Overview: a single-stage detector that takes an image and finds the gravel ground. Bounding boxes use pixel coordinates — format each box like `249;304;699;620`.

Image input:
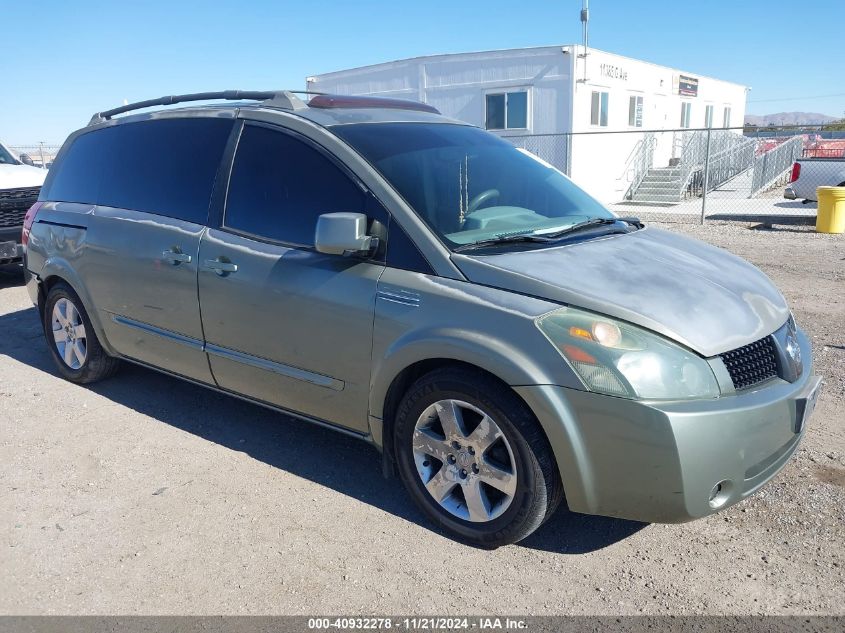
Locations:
0;221;842;615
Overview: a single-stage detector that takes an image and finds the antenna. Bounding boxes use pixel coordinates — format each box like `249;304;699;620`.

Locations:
579;0;590;83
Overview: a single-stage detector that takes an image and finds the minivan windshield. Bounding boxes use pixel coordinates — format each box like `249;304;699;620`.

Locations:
334;122;616;249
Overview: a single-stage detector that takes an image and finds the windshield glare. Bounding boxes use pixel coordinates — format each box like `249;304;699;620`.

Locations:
334;122;614;247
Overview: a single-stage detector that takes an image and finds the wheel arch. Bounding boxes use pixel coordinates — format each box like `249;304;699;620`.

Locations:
374;355;571;498
37;260;116;356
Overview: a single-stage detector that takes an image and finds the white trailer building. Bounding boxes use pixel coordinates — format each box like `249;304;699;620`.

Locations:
307;46;748;203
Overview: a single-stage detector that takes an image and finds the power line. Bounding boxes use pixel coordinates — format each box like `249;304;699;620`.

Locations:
747;92;845;104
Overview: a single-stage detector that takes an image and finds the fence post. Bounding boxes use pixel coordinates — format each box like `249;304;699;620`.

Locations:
700;127;712;224
39;142;46;170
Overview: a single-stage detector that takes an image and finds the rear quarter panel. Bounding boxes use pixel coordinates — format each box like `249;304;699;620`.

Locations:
25;202;117;355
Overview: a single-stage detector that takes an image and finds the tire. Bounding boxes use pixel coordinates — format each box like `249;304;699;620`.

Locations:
393;366;563;547
43;282;120;384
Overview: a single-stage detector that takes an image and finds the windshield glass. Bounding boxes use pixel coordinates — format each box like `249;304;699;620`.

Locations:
333;122;614;248
0;143;19;165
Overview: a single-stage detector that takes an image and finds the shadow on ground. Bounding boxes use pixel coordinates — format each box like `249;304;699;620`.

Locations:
0;264;25;289
0;304;645;553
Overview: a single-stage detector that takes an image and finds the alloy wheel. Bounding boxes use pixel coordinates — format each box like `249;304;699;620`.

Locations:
411;399;517;523
51;298;87;370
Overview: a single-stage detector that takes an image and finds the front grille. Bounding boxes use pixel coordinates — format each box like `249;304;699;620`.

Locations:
0;186;41;228
720;336;779;390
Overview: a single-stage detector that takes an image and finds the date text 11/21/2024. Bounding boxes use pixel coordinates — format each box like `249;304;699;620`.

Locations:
307;617;528;630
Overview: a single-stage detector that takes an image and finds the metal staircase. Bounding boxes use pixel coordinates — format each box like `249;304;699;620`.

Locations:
628;130;758;204
629;166;687;204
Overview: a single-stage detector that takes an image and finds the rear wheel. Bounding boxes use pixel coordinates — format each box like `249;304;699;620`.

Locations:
43;282;120;383
394;367;562;547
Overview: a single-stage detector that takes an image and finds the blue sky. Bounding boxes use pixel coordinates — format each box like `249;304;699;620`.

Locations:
2;0;844;145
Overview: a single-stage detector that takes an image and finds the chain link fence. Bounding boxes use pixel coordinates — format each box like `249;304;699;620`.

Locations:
7;144;61;169
500;125;844;224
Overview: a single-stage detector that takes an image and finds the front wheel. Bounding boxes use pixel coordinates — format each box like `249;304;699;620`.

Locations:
43;282;120;384
394;367;562;547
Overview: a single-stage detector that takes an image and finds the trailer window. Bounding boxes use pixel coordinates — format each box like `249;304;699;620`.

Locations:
704;105;714;128
628;95;643;127
591;91;609;127
485;91;528;130
680;102;692;128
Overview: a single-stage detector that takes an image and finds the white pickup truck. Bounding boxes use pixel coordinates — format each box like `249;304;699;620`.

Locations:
1;140;47;263
784;157;845;202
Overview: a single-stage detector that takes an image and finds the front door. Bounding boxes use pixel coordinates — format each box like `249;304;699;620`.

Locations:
197;122;385;432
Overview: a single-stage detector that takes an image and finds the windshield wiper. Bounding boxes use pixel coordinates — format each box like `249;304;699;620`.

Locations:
538;216;642;239
453;233;555;252
453;217;642;253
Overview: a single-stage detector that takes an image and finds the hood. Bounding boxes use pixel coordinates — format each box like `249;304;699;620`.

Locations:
452;227;788;358
0;163;47;190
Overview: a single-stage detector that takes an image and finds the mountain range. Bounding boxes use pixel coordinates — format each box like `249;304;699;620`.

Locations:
744;112;838;126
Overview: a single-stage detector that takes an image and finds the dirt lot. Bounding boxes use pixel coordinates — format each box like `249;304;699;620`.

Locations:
0;222;843;615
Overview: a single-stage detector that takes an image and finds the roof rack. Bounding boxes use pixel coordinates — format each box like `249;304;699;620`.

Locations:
307;94;440;114
88;90;316;126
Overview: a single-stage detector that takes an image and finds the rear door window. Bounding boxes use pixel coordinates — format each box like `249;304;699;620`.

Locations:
223;124;365;246
44;118;232;225
100;118;232;224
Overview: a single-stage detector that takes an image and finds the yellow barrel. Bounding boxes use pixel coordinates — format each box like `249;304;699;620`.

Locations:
816;187;845;234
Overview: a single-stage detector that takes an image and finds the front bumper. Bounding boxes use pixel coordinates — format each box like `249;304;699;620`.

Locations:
0;226;23;262
515;329;819;523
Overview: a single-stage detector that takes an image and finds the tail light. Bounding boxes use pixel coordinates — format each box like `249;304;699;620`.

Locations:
790;162;801;183
21;201;43;249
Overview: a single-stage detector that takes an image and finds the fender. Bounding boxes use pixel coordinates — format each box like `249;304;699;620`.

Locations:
369;326;558;421
368;326;594;507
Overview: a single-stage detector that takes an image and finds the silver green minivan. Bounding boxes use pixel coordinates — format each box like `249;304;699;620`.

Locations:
24;91;821;546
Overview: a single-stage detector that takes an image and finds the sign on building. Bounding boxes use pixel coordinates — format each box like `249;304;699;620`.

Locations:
677;75;699;97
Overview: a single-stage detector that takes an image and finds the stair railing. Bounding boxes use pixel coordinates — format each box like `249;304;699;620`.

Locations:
623;132;656;200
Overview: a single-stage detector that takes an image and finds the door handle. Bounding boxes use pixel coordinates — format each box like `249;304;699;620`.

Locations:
162;249;192;265
204;258;238;276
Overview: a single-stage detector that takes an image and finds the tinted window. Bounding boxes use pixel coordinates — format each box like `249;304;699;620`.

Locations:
386;219;434;275
224;125;365;246
44;118;232;224
100;118;232;224
43;128;113;204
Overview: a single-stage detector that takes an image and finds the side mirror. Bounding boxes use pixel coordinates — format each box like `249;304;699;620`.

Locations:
315;212;379;256
19;153;35;167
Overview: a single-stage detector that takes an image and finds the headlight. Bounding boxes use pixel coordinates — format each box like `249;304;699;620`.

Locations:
536;307;720;400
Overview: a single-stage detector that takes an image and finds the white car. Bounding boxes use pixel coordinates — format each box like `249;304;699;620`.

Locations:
1;140;47;263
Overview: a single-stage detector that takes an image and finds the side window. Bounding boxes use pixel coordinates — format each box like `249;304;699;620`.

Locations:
224;125;365;246
386;218;435;275
99;118;232;224
42;127;116;204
